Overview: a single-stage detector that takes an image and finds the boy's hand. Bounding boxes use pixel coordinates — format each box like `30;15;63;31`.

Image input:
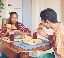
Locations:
37;29;46;37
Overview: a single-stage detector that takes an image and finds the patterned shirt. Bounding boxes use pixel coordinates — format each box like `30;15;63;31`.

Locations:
53;22;64;58
1;22;31;36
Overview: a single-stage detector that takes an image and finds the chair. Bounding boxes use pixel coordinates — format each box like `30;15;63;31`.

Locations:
0;53;7;58
2;18;9;30
35;52;55;58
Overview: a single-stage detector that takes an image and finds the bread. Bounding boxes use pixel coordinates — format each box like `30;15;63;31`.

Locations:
14;30;20;33
15;35;21;38
38;25;43;30
11;25;17;30
6;24;17;30
6;24;11;29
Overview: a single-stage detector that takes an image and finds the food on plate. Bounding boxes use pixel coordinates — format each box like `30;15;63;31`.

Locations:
14;30;20;33
24;35;32;39
15;35;21;38
33;40;36;43
22;38;42;45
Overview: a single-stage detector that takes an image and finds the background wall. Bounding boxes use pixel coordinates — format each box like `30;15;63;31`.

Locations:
32;0;43;31
43;0;61;22
22;0;32;31
61;0;64;23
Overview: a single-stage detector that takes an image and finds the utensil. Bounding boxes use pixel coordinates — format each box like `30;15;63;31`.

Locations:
9;31;14;41
14;34;25;39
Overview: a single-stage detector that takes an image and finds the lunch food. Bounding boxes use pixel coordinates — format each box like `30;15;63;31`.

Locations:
38;25;43;30
15;35;21;38
11;25;17;30
6;24;17;30
24;35;32;39
14;30;20;33
38;23;43;30
22;38;42;45
6;24;11;29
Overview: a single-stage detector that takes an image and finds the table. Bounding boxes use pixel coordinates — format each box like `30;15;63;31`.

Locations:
0;38;52;58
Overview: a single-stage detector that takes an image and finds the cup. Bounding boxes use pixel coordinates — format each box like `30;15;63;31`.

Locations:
0;33;1;38
33;32;37;39
9;31;14;41
0;31;2;38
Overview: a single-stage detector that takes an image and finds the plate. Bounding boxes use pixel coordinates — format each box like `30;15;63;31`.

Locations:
14;39;22;42
14;34;25;39
22;39;42;45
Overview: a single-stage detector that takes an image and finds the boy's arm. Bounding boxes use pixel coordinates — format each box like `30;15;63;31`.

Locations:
57;35;64;58
44;34;54;41
37;29;54;41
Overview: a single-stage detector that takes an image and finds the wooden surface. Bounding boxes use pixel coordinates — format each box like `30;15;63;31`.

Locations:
0;40;18;58
0;39;52;58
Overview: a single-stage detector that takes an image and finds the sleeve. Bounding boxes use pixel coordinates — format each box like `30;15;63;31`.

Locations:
1;24;7;35
56;24;64;58
57;35;64;58
18;23;31;33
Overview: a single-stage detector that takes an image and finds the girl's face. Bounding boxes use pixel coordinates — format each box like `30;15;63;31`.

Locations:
10;14;18;24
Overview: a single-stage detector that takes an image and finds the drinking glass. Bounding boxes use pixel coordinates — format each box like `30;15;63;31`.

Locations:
31;30;37;39
9;31;14;41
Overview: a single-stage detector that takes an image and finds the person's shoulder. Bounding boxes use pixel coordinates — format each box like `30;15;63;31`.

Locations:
18;22;23;25
18;22;22;24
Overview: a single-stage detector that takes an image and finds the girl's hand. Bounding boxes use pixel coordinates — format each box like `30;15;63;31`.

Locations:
14;30;20;34
7;28;11;33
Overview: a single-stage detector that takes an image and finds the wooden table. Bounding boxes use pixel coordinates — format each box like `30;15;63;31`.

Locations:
0;39;52;58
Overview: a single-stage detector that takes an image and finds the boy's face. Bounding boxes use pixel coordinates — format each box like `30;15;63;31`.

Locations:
41;19;51;29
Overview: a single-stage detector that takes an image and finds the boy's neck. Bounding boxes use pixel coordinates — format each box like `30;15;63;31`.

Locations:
51;22;59;30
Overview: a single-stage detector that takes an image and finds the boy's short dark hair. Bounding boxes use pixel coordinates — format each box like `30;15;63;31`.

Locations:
40;8;58;23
